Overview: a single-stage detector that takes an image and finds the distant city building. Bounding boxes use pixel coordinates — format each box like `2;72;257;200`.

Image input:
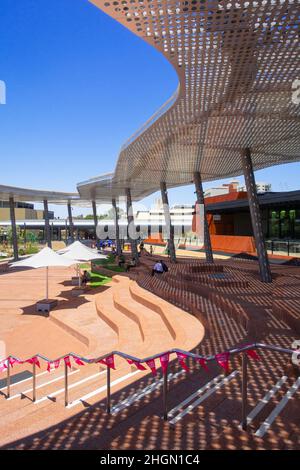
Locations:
0;201;54;222
204;180;271;197
204;180;240;198
239;182;272;193
135;198;194;224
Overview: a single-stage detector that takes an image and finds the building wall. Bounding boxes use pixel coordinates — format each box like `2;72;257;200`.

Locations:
233;213;253;236
0;208;54;221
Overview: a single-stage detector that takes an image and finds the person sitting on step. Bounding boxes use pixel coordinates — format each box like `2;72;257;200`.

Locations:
151;260;164;276
81;270;90;286
126;257;137;272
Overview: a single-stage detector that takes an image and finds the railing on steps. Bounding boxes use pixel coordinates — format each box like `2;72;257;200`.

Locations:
0;343;299;432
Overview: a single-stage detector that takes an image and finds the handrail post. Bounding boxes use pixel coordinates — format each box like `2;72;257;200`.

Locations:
7;360;10;399
241;353;248;431
106;366;111;414
64;361;68;407
163;368;168;421
32;362;36;402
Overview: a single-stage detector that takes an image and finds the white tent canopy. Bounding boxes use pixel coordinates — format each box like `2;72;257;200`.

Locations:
10;247;76;300
58;241;107;261
58;241;107;287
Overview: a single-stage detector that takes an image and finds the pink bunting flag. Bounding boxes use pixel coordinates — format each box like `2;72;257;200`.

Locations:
146;359;157;377
159;353;169;375
176;352;190;372
97;354;115;370
127;359;146;371
47;359;60;373
215;352;230;372
26;356;40;368
198;357;209;372
246;349;260;361
72;356;85;366
0;360;7;373
8;357;22;368
64;356;72;369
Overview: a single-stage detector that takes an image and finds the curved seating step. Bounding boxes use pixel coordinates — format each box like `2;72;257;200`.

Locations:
113;281;176;356
128;279;204;352
49;294;118;359
95;287;145;355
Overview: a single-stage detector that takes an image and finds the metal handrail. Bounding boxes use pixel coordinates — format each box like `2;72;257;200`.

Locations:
3;342;296;365
1;343;298;429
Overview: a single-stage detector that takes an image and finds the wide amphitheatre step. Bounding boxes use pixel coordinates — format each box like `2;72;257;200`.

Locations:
2;344;298;450
127;279;203;351
0;276;205;447
0;356;149;446
96;275;204;357
95;283;145;356
50;292;118;358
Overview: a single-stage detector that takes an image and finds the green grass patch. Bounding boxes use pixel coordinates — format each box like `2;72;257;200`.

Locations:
79;263;91;270
92;256;126;273
89;272;111;288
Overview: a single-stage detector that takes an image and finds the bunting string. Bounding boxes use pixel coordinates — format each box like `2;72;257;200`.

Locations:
0;343;287;377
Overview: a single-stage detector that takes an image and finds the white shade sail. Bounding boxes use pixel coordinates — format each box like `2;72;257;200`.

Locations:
58;241;107;262
9;247;77;302
10;247;76;268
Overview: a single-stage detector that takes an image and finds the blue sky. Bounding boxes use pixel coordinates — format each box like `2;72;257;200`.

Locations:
1;0;299;217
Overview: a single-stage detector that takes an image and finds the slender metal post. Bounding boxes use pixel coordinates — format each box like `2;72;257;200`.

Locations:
160;182;176;263
7;360;11;399
112;198;122;256
163;369;168;421
125;188;139;263
193;172;213;263
106;366;111;413
24;223;27;248
241;353;248;431
32;362;36;402
92;200;98;243
9;196;19;261
64;361;68;407
241;148;272;282
43;200;52;248
67;202;74;243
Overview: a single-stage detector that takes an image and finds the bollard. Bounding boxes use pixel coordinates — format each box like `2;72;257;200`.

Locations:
64;361;68;407
106;366;111;413
6;360;10;399
32;362;36;402
163;368;168;421
241;353;248;431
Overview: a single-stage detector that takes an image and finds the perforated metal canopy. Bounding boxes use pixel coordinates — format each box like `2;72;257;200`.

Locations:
0;184;88;206
78;0;300;202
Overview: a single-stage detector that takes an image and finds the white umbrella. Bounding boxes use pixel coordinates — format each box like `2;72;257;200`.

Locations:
59;241;107;286
10;247;76;300
58;241;106;260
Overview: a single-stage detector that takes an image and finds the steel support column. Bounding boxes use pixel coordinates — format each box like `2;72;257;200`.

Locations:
193;172;213;263
67;202;74;243
9;196;18;261
112;198;122;256
241;148;272;283
160;182;176;262
92;200;98;242
43;200;51;248
125;188;139;263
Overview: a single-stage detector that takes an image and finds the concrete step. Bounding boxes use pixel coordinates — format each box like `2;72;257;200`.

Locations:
95;288;144;354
